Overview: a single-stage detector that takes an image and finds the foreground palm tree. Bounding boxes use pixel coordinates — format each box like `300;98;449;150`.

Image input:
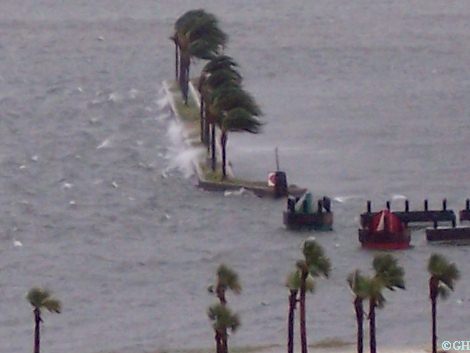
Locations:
367;254;405;353
208;264;241;353
172;9;227;104
428;254;460;353
208;303;240;353
286;270;314;353
347;270;369;353
208;263;242;305
297;238;331;353
26;287;61;353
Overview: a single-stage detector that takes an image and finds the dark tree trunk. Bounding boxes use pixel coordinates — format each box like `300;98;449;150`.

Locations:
221;132;227;179
222;330;228;353
215;330;223;353
216;285;227;306
354;297;364;353
287;289;298;353
430;277;438;353
34;308;41;353
175;43;179;81
369;300;376;353
200;98;205;144
179;53;190;105
299;269;308;353
211;124;216;171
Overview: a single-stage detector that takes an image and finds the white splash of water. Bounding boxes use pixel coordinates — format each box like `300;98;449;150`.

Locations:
224;188;247;197
333;195;358;203
62;182;73;189
108;92;122;102
164;148;203;179
96;137;112;149
392;194;407;200
163;120;204;178
157;95;170;110
129;88;138;99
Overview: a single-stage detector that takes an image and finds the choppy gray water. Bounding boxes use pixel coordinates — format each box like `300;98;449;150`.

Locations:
0;1;469;353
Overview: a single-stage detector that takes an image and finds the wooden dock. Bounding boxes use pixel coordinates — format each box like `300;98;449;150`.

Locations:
426;226;470;242
360;199;456;227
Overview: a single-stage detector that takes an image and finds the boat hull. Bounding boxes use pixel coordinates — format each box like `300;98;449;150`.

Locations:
426;226;470;242
358;229;411;250
283;211;333;231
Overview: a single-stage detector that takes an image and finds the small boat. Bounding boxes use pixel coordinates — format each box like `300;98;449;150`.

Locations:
283;192;333;231
358;209;411;249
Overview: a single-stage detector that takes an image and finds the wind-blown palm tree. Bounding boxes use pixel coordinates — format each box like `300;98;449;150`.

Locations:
198;56;242;165
297;238;331;353
26;287;61;353
172;9;227;104
347;270;369;353
208;263;242;305
208;303;240;353
428;254;460;353
208;85;262;178
367;254;405;353
208;264;241;353
286;270;314;353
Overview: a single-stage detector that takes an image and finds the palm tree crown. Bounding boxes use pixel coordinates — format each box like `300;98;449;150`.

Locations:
27;287;61;313
428;253;460;298
300;238;331;277
373;254;405;290
208;303;240;333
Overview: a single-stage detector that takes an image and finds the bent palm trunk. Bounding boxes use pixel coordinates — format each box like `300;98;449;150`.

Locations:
354;297;364;353
369;300;377;353
179;52;190;104
299;270;308;353
221;132;228;179
211;124;217;170
288;289;298;353
430;277;438;353
34;308;41;353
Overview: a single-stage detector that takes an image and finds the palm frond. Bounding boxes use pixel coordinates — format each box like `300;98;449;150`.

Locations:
428;253;459;293
211;86;262;116
26;287;61;313
42;298;62;313
347;270;369;299
207;303;240;332
286;270;314;292
174;9;227;57
302;239;331;278
217;264;242;294
222;108;262;134
27;287;50;308
203;55;239;73
437;284;450;300
205;69;242;89
367;277;386;309
373;254;405;290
